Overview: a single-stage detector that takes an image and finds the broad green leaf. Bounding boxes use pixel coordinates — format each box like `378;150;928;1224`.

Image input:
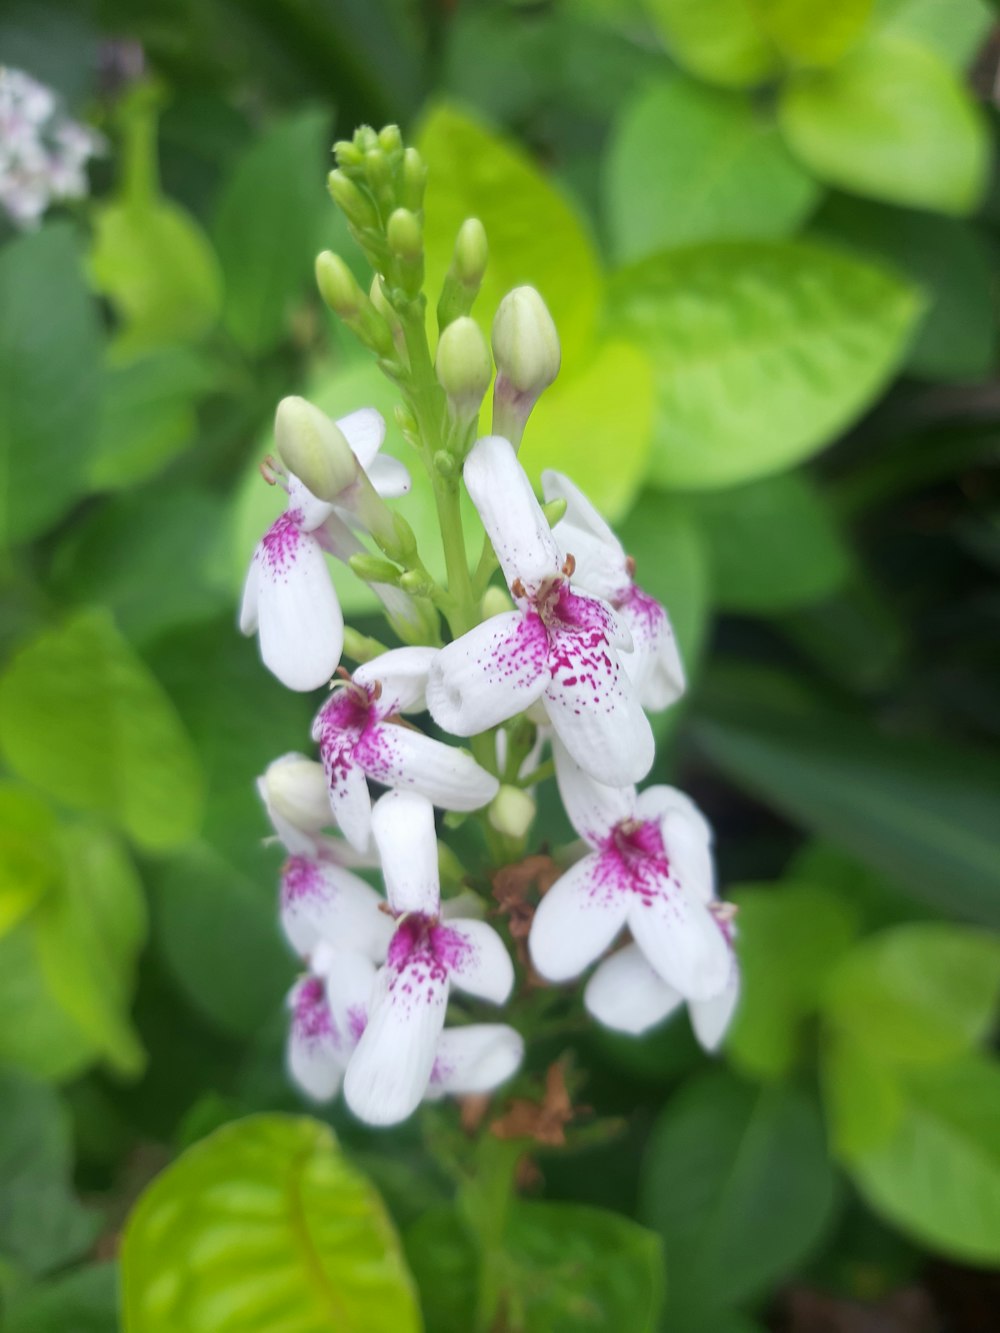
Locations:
0;1072;99;1277
521;339;654;520
121;1115;421;1332
406;1201;663;1332
213;108;331;356
779;35;990;215
418;102;602;365
0;611;203;852
0;785;60;938
791;840;933;930
88;347;214;490
726;882;859;1079
777;573;906;693
641;1069;837;1324
0;923;97;1081
821;1032;905;1157
642;0;780;87
693;666;1000;926
688;470;852;611
0;223;103;546
747;0;874;65
3;1264;118;1333
848;1055;1000;1264
609;242;921;489
605;76;819;260
823;924;1000;1066
875;0;993;70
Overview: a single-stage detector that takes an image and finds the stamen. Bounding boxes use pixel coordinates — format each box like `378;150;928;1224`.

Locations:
561;553;576;578
511;577;526;599
371;680;383;701
625;554;636;578
710;901;738;923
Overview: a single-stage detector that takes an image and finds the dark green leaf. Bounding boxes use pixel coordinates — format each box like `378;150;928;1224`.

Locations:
3;1263;118;1332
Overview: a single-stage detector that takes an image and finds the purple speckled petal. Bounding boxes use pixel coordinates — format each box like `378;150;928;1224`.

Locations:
426;1024;524;1100
464;436;561;593
437;919;514;1004
321;949;378;1056
552;737;635;848
542;468;628;602
286;474;335;532
370;790;441;917
528;854;630;983
426;611;549;736
287;975;344;1102
584;944;682;1036
626;880;732;1002
635;790;715;905
359;722;499;814
279;856;391;960
354;645;437;717
313;691;373;852
618;587;686;712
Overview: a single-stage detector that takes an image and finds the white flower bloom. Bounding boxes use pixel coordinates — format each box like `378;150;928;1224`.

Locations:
312;651;499;851
240;408;410;692
426;437;654;788
528;742;731;1002
543;470;685;711
279;854;392;960
425;1024;524;1100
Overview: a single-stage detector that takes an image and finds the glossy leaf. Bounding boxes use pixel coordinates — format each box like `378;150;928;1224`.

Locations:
121;1115;421;1332
610;241;921;489
748;0;874;65
642;0;780;87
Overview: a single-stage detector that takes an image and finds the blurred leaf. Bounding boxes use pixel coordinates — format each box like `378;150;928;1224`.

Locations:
790;840;933;929
610;241;921;489
642;0;780;87
688;471;853;612
693;667;1000;926
848;1054;1000;1264
0;1072;99;1277
0;222;103;546
726;882;860;1079
0;611;203;852
213;108;331;356
88;347;214;491
777;574;907;693
0;923;97;1081
521;339;654;520
823;923;1000;1066
822;1032;904;1157
875;0;993;69
121;1115;421;1332
812;196;996;382
747;0;874;65
641;1069;837;1324
3;1263;118;1333
0;785;60;938
607;76;819;262
778;35;990;214
418;102;602;365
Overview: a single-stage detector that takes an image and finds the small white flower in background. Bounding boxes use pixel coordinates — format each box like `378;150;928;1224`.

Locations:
542;470;686;711
240;403;410;692
528;740;733;1006
426;436;654;788
0;68;104;228
279;854;392;961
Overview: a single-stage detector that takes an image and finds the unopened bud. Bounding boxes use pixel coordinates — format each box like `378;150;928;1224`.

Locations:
378;124;403;155
327;170;378;230
261;754;331;835
492;285;560;397
488;784;536;840
387;207;423;262
316;252;395;358
349;553;402;584
275;396;357;501
401;147;427;212
364;147;393;207
482;586;513;619
437;218;488;330
399;568;432;597
435;316;492;421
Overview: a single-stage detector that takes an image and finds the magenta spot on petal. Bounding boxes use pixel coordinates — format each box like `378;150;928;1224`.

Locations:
347;1004;367;1044
292;975;337;1048
593;817;670;906
281;856;326;909
259;512;305;576
616;583;665;644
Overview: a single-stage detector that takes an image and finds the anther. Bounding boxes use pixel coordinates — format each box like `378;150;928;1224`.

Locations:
562;553;576;578
625;555;636;578
511;577;526;599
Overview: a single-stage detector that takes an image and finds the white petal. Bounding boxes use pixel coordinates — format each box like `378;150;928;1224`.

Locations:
343;962;448;1126
322;751;373;853
354;646;437;716
238;553;260;634
691;965;740;1052
552;736;634;847
315;509;364;562
426;612;548;736
287;976;345;1102
618;589;686;712
584;945;683;1036
627;885;732;1002
427;1024;524;1099
528;855;629;982
359;723;500;813
464;436;560;592
337;406;386;470
280;856;391;959
367;453;412;499
370;790;441;916
635;789;715;904
439;919;514;1004
244;519;344;691
287;474;335;532
320;948;379;1053
542;469;627;601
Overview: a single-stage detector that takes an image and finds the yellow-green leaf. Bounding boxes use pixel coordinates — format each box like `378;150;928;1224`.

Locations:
643;0;780;87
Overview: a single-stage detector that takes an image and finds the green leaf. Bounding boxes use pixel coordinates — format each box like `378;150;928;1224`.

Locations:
747;0;874;65
821;1032;905;1157
693;666;1000;926
726;882;859;1079
0;611;203;852
875;0;993;70
0;923;97;1081
3;1264;118;1333
0;223;103;546
779;35;990;215
605;76;820;261
640;1069;837;1324
823;924;1000;1067
0;1072;99;1277
0;785;60;938
213;108;332;356
848;1055;1000;1264
642;0;781;87
121;1115;422;1332
418;102;602;366
609;242;921;489
688;470;852;611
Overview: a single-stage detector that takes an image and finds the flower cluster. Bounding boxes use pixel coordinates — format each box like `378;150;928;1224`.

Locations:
244;123;740;1128
0;68;103;228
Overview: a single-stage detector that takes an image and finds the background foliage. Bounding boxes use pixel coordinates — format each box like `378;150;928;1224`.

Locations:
1;0;999;1328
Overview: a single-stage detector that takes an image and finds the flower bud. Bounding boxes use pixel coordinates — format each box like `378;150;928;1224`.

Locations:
401;146;427;212
275;396;357;501
435;316;492;424
378;123;403;155
327;170;378;230
316;252;396;358
488;784;536;840
387;207;423;262
482;586;513;619
349;553;402;584
437;218;488;330
261;754;331;834
491;285;560;397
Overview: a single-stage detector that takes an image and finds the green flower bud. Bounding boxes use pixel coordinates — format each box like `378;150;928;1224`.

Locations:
364;147;393;208
488;784;536;840
401;146;427;212
491;285;560;397
327;170;378;230
435;316;492;421
378;124;403;155
482;586;514;619
343;625;390;664
387;207;423;262
399;568;433;597
333;138;365;171
349;553;402;584
437;218;488;330
275;396;357;501
316;252;395;358
263;755;331;832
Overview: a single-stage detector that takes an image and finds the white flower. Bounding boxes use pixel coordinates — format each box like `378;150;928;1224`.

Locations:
543;470;685;711
279;854;392;960
426;437;654;788
312;653;499;852
528;742;731;1002
342;791;516;1125
240;407;410;692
